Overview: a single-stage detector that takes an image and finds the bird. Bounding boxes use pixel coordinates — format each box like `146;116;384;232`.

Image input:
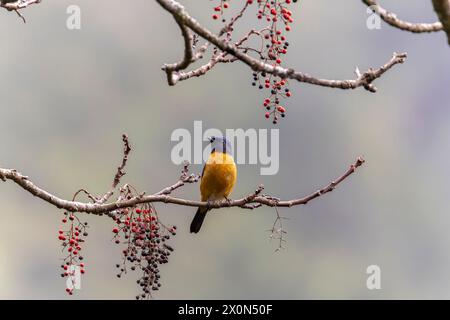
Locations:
190;136;237;233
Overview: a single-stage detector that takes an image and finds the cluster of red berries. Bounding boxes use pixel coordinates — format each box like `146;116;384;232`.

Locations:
257;72;289;124
212;0;230;21
111;203;176;300
212;0;299;124
58;212;88;295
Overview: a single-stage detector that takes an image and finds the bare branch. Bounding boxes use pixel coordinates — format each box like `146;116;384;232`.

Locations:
155;161;200;196
268;206;288;252
157;0;406;92
1;0;41;23
97;134;132;204
432;0;450;44
112;134;132;189
168;27;268;85
72;189;98;203
0;134;365;215
362;0;443;33
162;1;251;86
162;16;195;86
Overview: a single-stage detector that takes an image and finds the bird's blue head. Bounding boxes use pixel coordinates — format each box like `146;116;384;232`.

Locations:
209;136;233;156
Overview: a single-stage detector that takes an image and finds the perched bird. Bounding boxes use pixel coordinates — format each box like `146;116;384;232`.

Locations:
190;136;237;233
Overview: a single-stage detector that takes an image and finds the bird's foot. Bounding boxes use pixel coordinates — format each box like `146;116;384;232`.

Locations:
224;196;232;207
206;200;214;209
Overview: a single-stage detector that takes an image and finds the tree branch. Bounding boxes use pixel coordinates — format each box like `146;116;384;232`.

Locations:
162;16;195;86
162;1;251;86
157;0;406;93
432;0;450;44
0;136;365;215
1;0;41;23
97;134;132;204
362;0;443;33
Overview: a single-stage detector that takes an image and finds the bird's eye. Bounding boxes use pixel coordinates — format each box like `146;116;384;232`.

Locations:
209;137;215;143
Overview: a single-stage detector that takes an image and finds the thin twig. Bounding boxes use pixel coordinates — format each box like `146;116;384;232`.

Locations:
432;0;450;44
1;0;41;23
157;0;406;92
362;0;443;33
0;148;365;214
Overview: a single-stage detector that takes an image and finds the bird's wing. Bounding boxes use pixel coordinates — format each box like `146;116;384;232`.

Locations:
200;162;206;178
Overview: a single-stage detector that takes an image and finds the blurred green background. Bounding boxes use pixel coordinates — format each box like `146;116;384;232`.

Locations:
0;0;449;299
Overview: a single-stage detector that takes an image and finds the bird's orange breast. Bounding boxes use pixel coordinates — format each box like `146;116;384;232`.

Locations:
200;152;237;201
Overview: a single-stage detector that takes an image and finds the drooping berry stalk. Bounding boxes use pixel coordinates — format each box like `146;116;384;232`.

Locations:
111;185;177;299
58;212;88;295
212;0;299;124
56;180;176;298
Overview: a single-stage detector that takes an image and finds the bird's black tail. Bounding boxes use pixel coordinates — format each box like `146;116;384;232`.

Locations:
190;207;209;233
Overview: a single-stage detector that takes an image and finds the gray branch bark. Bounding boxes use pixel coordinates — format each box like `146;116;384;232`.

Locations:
432;0;450;44
157;0;407;93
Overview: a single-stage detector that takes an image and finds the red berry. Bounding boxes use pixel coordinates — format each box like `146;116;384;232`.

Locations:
277;106;286;113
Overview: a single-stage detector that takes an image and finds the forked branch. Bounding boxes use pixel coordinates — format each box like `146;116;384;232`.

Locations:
157;0;406;92
0;136;365;215
1;0;41;23
432;0;450;44
362;0;443;33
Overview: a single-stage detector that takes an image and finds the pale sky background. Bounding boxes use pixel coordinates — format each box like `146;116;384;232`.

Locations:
0;0;449;299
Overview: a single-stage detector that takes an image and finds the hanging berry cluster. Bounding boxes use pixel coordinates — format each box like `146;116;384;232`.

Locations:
212;0;230;21
57;185;176;298
111;187;177;299
58;212;89;295
212;0;298;124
